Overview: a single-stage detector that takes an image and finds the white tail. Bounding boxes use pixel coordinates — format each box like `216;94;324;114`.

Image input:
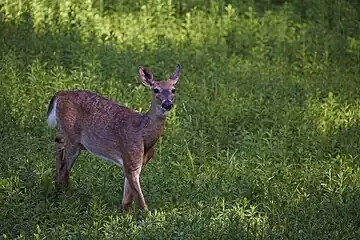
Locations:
47;98;57;128
47;64;181;217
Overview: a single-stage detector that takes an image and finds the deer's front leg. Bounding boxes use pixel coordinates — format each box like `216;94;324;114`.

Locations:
143;146;155;166
122;177;133;213
126;167;148;212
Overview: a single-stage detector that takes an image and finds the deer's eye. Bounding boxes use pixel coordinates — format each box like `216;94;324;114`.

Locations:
153;88;160;93
171;89;176;94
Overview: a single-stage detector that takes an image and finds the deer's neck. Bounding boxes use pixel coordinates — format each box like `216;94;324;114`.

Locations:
146;98;169;119
142;98;168;150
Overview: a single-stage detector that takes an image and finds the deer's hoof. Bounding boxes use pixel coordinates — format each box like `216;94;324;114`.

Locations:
137;211;144;223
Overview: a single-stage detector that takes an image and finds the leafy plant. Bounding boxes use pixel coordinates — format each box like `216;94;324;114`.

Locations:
0;0;359;239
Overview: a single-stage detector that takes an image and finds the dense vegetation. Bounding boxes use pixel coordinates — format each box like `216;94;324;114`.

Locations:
1;0;360;239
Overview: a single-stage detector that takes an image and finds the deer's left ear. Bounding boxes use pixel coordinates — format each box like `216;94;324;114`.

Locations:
139;67;155;88
169;64;181;85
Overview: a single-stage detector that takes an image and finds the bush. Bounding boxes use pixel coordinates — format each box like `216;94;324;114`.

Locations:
0;0;359;239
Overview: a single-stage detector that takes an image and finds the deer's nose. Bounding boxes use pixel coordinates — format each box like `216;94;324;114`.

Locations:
161;101;173;111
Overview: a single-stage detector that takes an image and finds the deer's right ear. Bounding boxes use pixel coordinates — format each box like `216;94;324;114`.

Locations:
169;64;181;84
139;67;155;88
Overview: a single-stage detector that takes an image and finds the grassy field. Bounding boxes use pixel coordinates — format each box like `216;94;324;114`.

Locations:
1;0;360;239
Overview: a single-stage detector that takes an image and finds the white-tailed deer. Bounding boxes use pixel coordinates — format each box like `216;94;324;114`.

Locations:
47;64;181;216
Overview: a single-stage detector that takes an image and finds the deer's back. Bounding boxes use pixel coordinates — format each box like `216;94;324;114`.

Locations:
55;90;144;143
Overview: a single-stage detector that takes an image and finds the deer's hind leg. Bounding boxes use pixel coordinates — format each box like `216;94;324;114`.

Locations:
55;134;81;191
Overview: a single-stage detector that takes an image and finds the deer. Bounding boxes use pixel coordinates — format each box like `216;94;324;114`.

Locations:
46;64;181;219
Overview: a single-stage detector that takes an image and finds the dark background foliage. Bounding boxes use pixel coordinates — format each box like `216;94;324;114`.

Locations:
0;0;359;239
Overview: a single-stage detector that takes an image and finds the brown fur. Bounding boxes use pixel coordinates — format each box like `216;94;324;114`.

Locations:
47;65;181;214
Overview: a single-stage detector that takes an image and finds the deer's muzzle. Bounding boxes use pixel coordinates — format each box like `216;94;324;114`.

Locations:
161;100;173;111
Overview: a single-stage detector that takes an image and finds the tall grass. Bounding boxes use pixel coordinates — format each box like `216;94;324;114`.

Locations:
1;0;360;239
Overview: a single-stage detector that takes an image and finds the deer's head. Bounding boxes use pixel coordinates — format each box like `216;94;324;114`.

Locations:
139;64;181;115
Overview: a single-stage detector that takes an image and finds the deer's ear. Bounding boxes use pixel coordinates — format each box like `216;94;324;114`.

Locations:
169;64;181;84
139;67;155;87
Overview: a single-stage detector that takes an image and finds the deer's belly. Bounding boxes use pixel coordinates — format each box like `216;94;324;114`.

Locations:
82;143;123;168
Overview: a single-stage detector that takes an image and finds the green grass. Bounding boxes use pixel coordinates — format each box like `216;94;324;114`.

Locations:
1;0;360;239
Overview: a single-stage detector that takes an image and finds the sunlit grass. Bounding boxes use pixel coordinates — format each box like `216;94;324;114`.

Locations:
1;0;360;239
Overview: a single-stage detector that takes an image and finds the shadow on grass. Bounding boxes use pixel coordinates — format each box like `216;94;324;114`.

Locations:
326;122;360;159
1;9;360;239
269;188;360;239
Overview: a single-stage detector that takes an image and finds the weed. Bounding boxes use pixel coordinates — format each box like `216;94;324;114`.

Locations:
0;0;360;239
